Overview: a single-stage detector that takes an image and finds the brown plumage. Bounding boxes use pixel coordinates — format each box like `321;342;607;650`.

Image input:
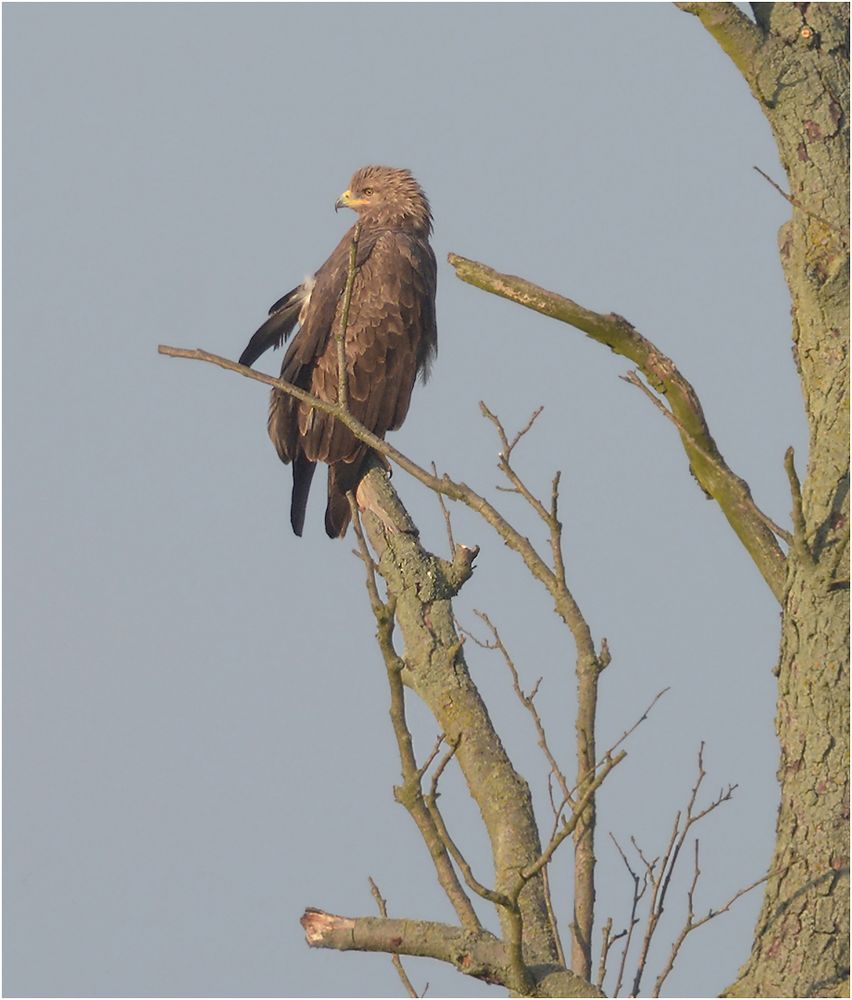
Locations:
240;166;437;538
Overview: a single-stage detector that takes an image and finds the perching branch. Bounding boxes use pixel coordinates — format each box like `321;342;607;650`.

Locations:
158;344;594;621
159;341;614;981
447;254;788;603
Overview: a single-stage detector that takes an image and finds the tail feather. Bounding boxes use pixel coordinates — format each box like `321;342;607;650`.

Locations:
324;457;367;539
290;453;317;537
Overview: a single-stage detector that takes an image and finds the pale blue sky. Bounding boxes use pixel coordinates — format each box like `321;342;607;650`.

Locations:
4;4;803;997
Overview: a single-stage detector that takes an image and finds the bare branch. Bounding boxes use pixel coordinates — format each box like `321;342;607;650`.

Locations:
431;460;456;555
348;496;384;616
446;254;787;602
159;342;607;990
480;402;552;523
785;446;815;565
522;752;626;884
355;469;565;972
609;833;648;999
674;2;766;90
350;505;481;933
604;687;670;762
158;344;588;628
541;862;567;969
753;166;848;244
415;734;447;784
471;609;573;808
425;789;512;910
621;371;792;544
596;916;627;992
300;909;506;985
627;744;739;997
651;845;770;997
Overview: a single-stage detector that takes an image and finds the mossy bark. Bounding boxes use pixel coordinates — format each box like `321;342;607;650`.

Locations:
359;470;605;997
683;5;850;996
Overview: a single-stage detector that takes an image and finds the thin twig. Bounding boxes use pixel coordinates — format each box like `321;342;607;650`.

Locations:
480;402;552;524
596;916;627;991
368;877;421;998
431;460;456;555
349;496;384;616
609;833;647;999
604;688;670;762
522;752;626;883
415;735;446;783
651;843;770;997
541;863;567;968
628;743;738;997
424;738;512;909
472;609;573;807
336;222;361;411
753;165;849;245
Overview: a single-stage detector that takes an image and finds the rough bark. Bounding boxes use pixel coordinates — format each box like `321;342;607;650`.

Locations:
355;463;606;998
677;4;850;996
358;468;559;974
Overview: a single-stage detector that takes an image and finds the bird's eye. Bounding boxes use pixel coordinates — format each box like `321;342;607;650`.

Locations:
363;187;374;196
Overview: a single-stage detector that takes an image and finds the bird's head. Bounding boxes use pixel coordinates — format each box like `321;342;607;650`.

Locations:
335;166;432;234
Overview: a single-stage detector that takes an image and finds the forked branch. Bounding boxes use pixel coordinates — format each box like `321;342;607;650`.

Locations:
447;253;787;602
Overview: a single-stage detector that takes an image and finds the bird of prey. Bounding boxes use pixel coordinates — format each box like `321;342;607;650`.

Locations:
240;166;437;539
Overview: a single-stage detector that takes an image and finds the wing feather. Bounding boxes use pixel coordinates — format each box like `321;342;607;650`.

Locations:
256;220;437;535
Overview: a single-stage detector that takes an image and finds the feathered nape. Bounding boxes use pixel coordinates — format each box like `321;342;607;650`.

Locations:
349;165;433;234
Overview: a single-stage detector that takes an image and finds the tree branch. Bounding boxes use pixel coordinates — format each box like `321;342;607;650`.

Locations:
160;343;613;996
349;502;482;933
623;743;739;996
336;222;361;411
651;843;769;997
469;402;606;980
446;253;787;603
300;909;507;985
157;344;581;614
784;446;815;567
674;2;766;93
354;463;562;977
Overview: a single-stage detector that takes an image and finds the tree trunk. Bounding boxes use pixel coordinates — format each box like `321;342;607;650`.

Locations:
679;4;850;996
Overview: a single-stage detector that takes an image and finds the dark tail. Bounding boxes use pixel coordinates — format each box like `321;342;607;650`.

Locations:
290;453;317;537
324;457;367;539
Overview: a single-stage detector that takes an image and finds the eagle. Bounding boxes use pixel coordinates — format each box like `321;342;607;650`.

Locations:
240;166;437;538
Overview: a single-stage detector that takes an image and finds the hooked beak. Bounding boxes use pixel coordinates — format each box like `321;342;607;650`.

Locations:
335;189;370;213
